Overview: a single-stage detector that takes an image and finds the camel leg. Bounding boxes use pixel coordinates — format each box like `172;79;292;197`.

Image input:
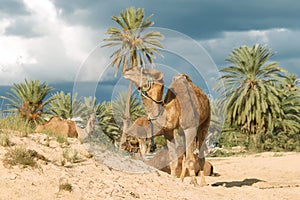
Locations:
180;127;198;185
180;154;186;180
166;139;177;177
198;142;207;186
138;138;147;159
197;118;210;187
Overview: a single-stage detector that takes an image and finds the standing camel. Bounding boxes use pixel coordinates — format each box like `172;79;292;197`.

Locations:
123;68;210;186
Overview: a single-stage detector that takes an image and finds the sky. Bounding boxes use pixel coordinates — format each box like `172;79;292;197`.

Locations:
0;0;300;99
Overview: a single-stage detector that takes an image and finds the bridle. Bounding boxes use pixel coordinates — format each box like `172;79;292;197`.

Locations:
137;68;165;152
138;68;164;105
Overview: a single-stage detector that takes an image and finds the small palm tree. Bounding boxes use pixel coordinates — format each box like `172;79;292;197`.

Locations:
47;91;85;120
112;92;146;127
98;102;121;143
218;44;286;135
1;79;53;125
102;7;164;144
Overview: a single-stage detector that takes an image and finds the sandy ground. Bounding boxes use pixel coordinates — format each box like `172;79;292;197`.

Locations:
0;132;299;200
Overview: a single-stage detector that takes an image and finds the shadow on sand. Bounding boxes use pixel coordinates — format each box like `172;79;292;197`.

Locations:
211;178;264;188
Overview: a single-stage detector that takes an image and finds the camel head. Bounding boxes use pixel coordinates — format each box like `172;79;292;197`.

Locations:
123;67;164;89
123;68;165;118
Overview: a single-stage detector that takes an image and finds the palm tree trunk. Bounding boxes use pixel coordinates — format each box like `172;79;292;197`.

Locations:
120;81;132;147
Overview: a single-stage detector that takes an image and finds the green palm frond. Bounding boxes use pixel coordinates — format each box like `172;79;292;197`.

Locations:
112;92;146;126
217;44;287;134
47;91;85;120
0;79;53;126
102;7;164;75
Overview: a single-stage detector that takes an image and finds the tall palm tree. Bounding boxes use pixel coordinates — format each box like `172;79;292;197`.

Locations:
0;79;53;125
218;44;286;135
102;7;164;144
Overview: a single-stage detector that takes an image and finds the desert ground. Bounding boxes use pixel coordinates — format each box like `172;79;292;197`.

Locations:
0;132;299;200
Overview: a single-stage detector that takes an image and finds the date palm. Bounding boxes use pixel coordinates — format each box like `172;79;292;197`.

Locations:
47;91;85;120
102;7;163;144
218;44;286;135
0;79;53;125
274;74;300;134
112;92;146;127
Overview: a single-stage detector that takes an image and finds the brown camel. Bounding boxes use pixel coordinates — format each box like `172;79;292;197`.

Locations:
123;68;210;186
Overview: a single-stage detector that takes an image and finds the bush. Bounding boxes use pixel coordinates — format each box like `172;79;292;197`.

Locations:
218;130;300;152
218;131;248;149
59;180;72;192
3;147;37;168
261;132;300;152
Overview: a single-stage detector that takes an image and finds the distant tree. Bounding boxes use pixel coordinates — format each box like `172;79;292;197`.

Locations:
102;7;164;144
47;91;85;120
0;79;53;125
218;44;286;135
274;74;300;134
112;93;146;126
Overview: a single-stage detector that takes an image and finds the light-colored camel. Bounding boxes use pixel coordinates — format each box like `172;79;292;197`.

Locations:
123;68;210;186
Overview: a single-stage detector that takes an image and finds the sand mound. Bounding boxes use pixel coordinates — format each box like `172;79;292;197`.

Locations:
0;131;299;200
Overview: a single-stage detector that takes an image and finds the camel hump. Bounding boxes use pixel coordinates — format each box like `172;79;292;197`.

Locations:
169;74;200;129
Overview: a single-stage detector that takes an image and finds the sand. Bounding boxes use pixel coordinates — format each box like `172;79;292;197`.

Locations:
0;132;299;200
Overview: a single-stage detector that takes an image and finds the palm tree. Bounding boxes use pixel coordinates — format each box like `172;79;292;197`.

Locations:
102;7;164;144
274;74;300;134
0;79;53;125
218;44;286;135
47;91;85;120
112;92;146;127
98;101;121;143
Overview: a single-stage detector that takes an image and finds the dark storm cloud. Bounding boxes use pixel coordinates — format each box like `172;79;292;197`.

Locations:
0;0;29;16
53;0;300;39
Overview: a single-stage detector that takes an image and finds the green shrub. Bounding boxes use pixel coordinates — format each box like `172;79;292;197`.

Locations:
218;131;248;149
56;135;69;145
218;130;300;152
62;149;80;163
261;132;300;152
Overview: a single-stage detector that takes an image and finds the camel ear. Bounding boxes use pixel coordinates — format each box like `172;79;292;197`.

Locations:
148;68;163;81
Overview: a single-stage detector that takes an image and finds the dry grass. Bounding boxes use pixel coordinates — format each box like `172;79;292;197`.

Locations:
62;149;80;164
3;147;37;168
0;116;34;137
0;133;11;147
59;179;72;192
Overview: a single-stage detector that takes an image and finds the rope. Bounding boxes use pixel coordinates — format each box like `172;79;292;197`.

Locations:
148;118;157;152
140;90;164;104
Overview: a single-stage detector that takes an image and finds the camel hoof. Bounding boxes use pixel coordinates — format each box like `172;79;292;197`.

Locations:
200;181;208;187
